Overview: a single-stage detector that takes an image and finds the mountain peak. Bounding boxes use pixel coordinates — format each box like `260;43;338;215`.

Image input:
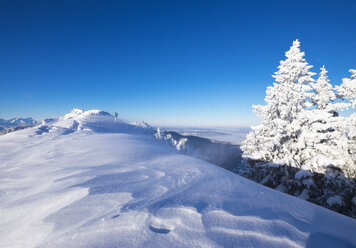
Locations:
63;109;112;120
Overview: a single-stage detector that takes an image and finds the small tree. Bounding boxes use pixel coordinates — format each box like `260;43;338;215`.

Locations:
311;66;336;111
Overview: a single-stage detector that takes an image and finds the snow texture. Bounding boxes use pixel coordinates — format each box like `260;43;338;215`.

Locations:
0;109;356;248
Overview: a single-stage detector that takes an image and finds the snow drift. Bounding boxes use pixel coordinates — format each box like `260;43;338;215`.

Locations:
0;109;355;248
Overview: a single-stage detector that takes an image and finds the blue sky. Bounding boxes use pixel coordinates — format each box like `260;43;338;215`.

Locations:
0;0;355;126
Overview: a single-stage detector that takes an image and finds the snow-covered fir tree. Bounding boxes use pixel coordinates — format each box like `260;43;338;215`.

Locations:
336;69;356;109
348;113;356;167
311;66;336;111
241;39;315;167
336;70;356;173
242;41;356;177
240;41;356;214
294;66;355;176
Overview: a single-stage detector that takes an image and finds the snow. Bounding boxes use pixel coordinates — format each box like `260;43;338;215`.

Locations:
302;178;314;187
298;189;310;200
327;195;344;207
155;128;188;151
241;40;355;178
295;170;314;180
336;69;356;108
264;162;281;168
63;108;111;119
0;117;38;131
0;109;356;248
242;40;316;168
131;120;152;129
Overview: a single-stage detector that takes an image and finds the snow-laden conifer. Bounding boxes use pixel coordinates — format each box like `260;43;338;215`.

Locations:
335;70;356;174
311;66;336;111
294;67;355;176
241;40;315;166
336;69;356;108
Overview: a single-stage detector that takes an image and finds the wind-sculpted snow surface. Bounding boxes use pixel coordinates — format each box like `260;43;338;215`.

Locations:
0;109;355;247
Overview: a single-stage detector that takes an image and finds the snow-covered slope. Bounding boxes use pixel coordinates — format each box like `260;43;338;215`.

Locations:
0;109;355;248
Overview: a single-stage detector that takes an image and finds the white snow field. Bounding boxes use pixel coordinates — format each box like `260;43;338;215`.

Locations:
0;109;355;248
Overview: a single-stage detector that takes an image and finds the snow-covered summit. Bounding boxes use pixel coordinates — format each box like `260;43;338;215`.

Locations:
0;117;38;127
37;108;155;135
9;117;38;125
0;117;38;134
63;108;112;120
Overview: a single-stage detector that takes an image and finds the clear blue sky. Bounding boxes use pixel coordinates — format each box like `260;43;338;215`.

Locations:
0;0;355;126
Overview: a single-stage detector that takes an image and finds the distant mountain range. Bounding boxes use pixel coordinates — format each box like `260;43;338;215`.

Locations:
0;117;38;130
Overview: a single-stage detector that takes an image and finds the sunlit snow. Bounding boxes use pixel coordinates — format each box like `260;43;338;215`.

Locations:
0;109;355;248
